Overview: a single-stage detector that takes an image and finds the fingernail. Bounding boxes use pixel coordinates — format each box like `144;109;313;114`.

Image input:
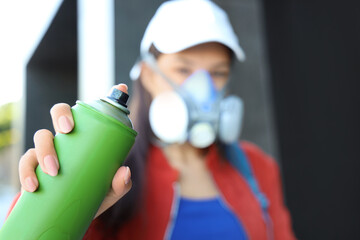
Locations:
44;155;58;176
25;177;37;192
58;116;73;133
118;84;128;93
124;167;131;185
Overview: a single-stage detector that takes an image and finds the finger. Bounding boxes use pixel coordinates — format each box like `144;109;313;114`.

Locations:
108;83;128;95
50;103;74;134
33;129;59;177
19;149;39;192
111;166;132;196
94;166;132;218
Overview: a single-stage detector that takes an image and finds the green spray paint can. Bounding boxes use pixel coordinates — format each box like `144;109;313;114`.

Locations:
0;88;137;239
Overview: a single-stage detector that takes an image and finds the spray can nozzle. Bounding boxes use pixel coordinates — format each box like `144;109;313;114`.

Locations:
106;88;129;107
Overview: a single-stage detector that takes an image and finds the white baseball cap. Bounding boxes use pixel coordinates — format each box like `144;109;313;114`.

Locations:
130;0;245;80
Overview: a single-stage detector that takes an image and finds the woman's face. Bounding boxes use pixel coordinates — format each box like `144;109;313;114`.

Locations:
141;42;232;98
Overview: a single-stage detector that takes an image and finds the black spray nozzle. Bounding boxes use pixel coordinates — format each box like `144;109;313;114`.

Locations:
107;88;129;108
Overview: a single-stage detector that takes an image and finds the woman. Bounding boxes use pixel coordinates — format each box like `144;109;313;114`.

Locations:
14;0;296;239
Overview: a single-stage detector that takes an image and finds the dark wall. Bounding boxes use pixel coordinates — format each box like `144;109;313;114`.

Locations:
262;1;360;239
25;0;77;150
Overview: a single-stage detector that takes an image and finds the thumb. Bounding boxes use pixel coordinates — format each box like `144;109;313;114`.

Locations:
94;166;132;218
108;83;128;95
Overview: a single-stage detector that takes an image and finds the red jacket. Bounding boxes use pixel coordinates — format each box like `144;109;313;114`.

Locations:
85;141;296;240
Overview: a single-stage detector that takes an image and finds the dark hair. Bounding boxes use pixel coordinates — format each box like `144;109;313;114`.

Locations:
97;74;153;235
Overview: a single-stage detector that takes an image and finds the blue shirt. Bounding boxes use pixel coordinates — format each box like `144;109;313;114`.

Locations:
170;197;248;240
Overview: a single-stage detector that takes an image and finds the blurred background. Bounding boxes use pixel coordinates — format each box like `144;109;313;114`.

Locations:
0;0;359;239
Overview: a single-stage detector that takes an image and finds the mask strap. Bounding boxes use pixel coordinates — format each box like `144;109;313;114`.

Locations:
141;53;180;91
141;53;198;110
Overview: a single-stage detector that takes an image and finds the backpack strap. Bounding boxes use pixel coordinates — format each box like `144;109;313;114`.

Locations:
225;142;273;240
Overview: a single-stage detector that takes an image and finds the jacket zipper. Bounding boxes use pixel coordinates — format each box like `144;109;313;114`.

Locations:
163;182;180;240
212;177;251;240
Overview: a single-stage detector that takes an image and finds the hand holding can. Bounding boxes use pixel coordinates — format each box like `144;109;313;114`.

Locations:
0;84;137;240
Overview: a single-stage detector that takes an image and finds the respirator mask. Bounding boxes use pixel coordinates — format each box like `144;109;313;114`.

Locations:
144;54;244;148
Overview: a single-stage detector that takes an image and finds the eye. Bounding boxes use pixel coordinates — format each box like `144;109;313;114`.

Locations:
211;71;229;79
176;67;192;76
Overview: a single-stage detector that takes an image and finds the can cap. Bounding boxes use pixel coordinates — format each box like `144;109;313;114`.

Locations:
107;88;129;107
